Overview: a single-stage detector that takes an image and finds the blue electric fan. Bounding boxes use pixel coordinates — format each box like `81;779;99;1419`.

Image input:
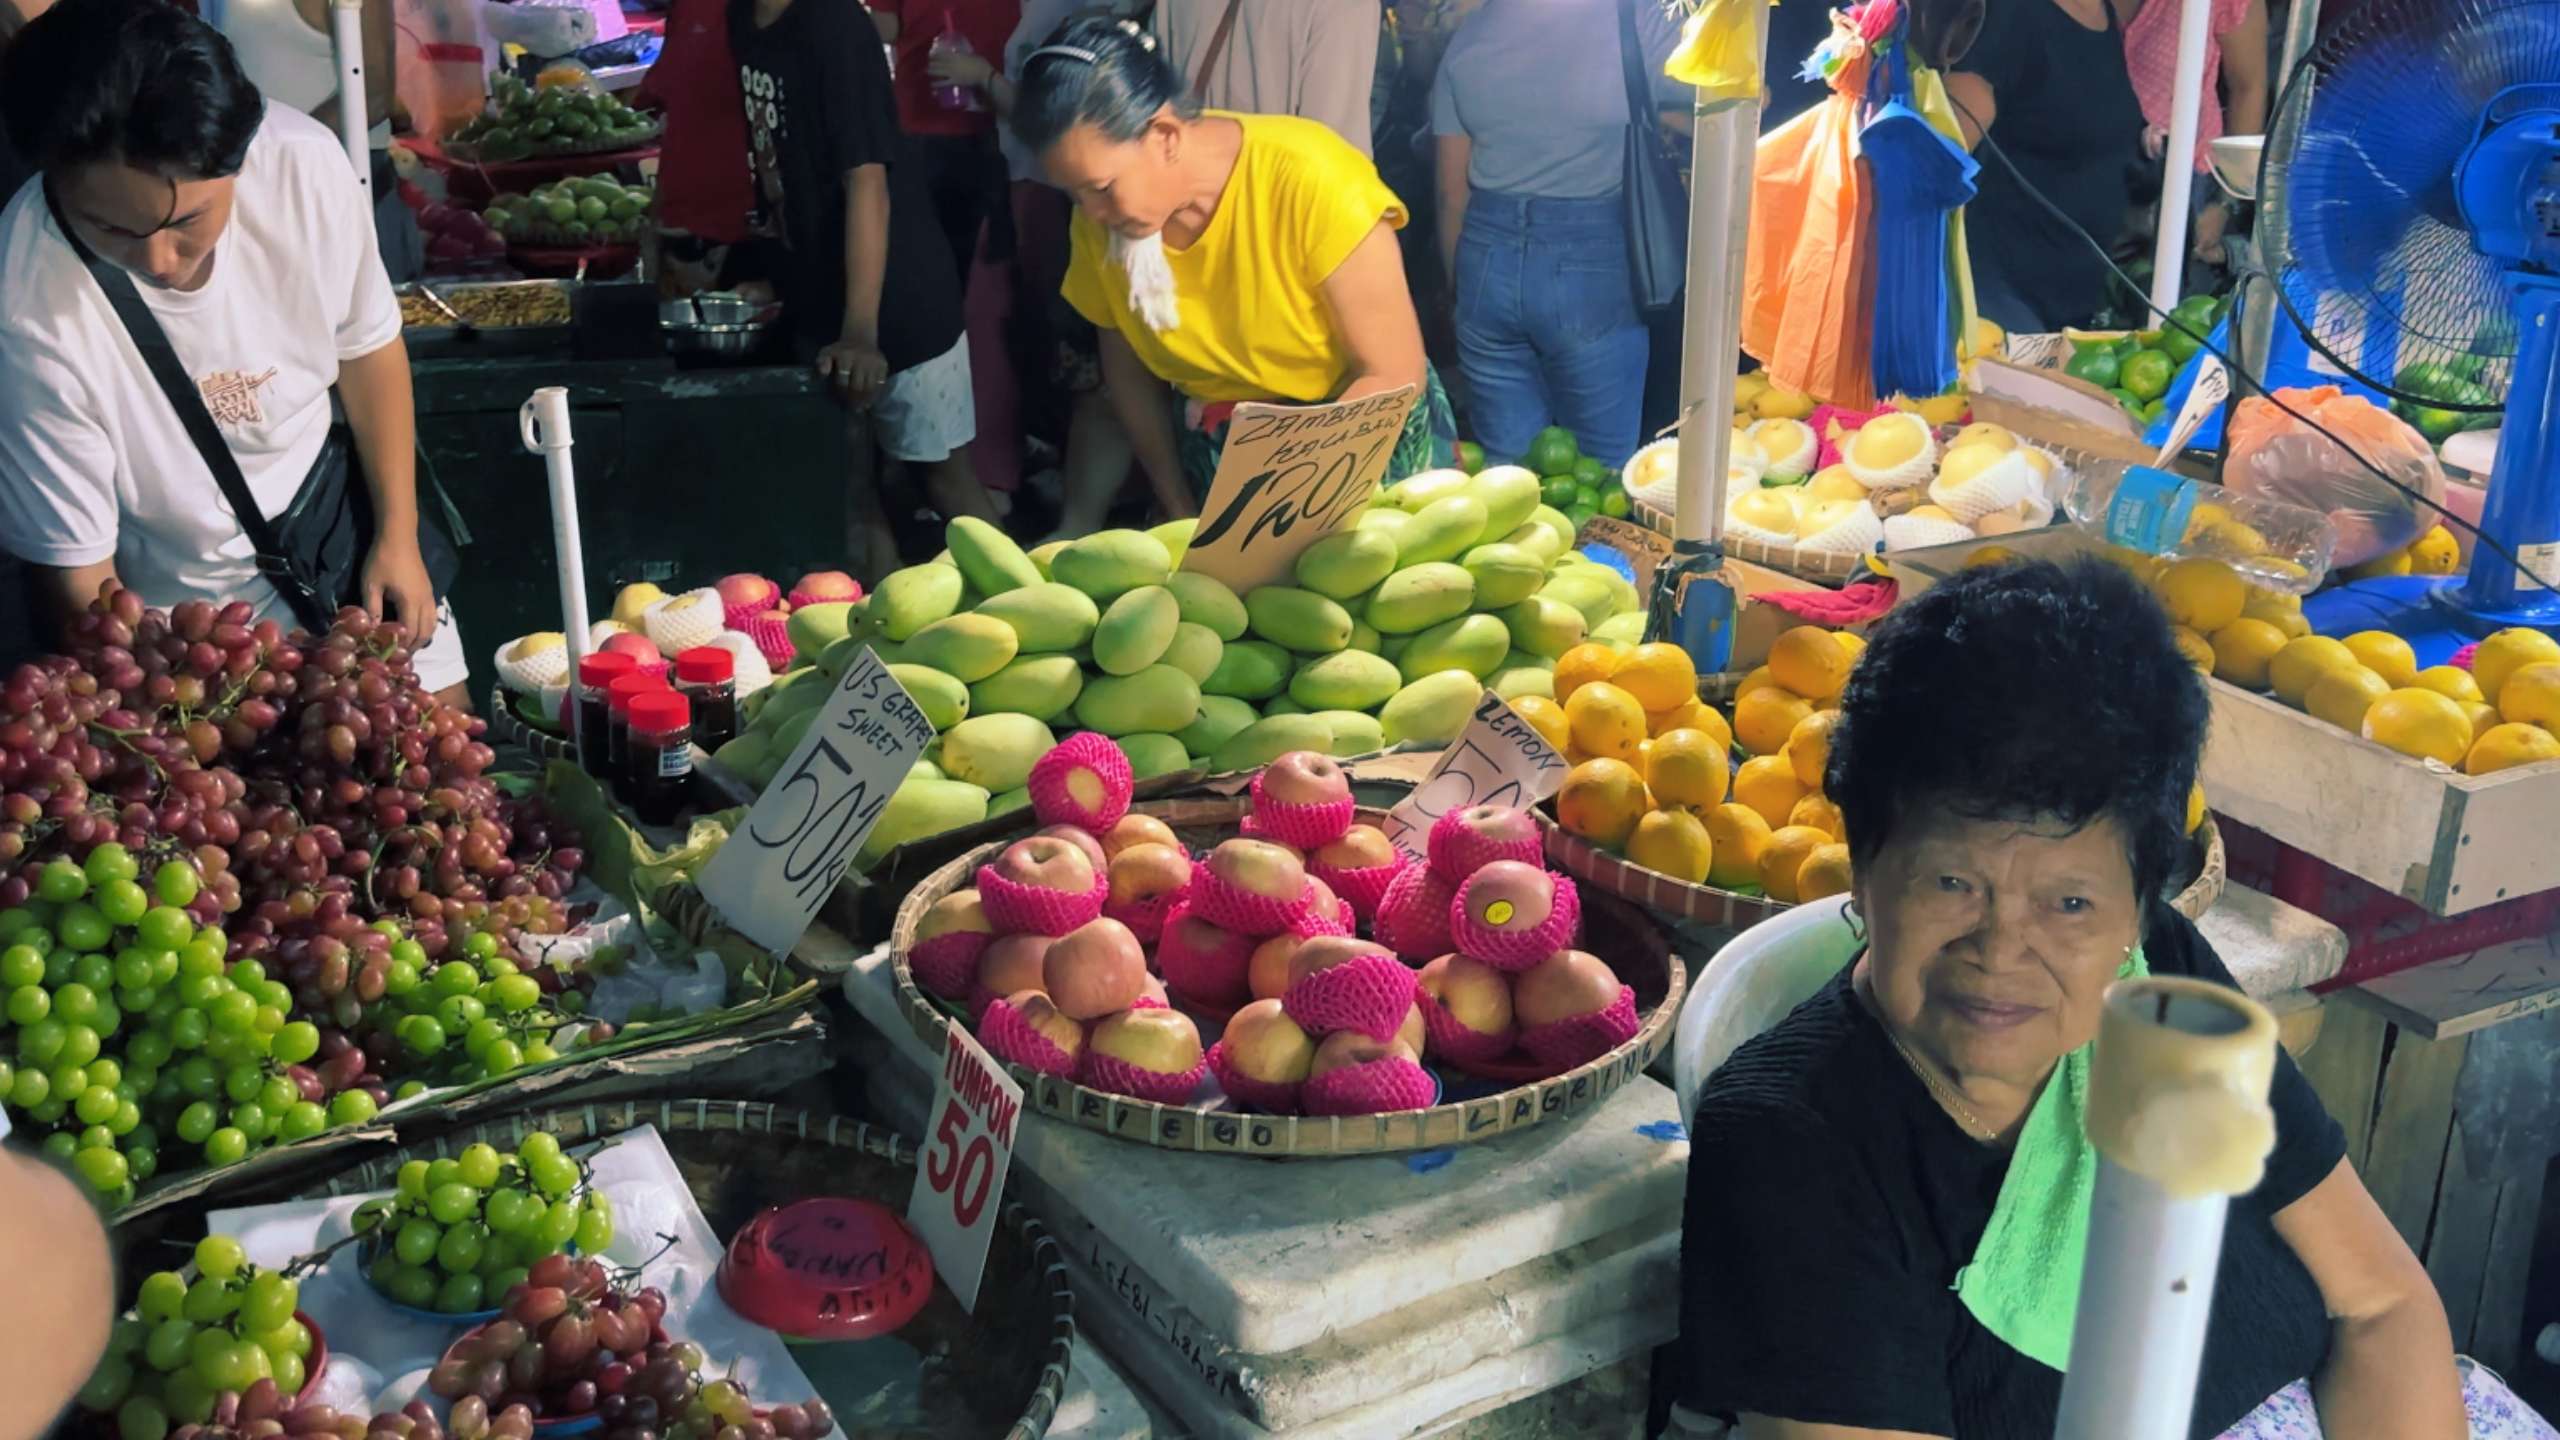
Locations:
2262;0;2560;663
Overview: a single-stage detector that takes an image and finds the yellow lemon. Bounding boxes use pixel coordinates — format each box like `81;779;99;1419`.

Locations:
2413;666;2484;705
1734;686;1815;757
2185;782;2206;835
1625;808;1714;884
1787;793;1845;839
1784;709;1841;789
2155;557;2247;633
2342;631;2420;689
2474;628;2560;709
2497;661;2560;730
1758;826;1834;903
2169;626;2216;673
1510;694;1572;754
1552;643;1625;705
2274;611;2313;639
1565;681;1648;762
2346;548;2415;580
1796;843;1855;900
1753;383;1816;420
1732;755;1808;829
2466;722;2560;776
2240;586;2301;622
1647;728;1731;808
1833;631;1867;659
1735;666;1782;701
1704;803;1774;889
2458;700;2503;740
1613;642;1701;711
2362;688;2475;766
2268;636;2359;707
2305;665;2393;734
2209;619;2289;690
1768;626;1854;702
2406;526;2461;575
1556;759;1649;848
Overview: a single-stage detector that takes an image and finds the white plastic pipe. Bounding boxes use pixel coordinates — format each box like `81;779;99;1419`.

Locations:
2148;0;2215;314
519;387;592;668
329;0;371;195
2055;1164;2233;1440
1671;16;1769;546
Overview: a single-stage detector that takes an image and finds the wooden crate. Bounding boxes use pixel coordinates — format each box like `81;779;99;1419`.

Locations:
2200;680;2560;917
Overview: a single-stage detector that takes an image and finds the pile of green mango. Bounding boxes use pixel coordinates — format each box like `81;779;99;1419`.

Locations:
708;469;1648;873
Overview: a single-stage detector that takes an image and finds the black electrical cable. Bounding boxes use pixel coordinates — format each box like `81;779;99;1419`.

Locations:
1946;93;2552;595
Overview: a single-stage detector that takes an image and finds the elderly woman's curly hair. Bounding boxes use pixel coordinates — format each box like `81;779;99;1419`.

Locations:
1824;556;2210;902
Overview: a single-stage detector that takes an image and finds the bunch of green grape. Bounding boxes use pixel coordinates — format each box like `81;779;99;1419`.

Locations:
379;930;599;1087
76;1235;314;1440
0;844;366;1202
354;1132;613;1315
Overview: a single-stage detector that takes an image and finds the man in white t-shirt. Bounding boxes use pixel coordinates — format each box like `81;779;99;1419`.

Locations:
0;0;467;700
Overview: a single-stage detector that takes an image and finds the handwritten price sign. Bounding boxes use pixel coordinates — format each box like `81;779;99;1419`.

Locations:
906;1020;1023;1312
695;649;934;957
1181;385;1420;593
1379;690;1570;862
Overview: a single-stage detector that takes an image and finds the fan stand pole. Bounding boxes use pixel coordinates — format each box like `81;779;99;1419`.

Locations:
1671;21;1768;553
2148;0;2216;314
2449;281;2560;625
330;0;372;198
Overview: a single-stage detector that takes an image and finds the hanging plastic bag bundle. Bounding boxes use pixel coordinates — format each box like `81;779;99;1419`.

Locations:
1743;31;1879;409
1862;24;1977;400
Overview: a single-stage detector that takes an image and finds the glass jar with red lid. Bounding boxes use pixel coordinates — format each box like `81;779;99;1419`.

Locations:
573;651;639;777
624;690;693;825
604;672;668;793
673;646;739;751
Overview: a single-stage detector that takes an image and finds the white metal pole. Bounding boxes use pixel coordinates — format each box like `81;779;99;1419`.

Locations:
519;387;592;669
2148;0;2215;315
329;0;372;196
2055;1165;2233;1440
1670;19;1768;547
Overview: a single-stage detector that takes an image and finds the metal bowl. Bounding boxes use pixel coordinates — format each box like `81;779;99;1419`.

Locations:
662;319;772;358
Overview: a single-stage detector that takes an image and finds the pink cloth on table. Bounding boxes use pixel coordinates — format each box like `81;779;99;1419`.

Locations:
2123;0;2252;175
1806;401;1907;471
1756;577;1901;625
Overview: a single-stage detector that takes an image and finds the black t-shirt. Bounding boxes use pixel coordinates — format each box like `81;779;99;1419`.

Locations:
727;0;963;369
0;126;29;211
1675;901;2346;1439
1955;0;2144;330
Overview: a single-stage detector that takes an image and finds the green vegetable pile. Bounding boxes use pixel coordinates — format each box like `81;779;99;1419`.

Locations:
449;75;660;163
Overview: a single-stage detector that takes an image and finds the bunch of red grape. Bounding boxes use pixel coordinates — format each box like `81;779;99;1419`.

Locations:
428;1255;835;1440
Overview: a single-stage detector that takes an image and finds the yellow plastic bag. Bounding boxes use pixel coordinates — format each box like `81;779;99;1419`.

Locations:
1743;57;1877;409
1668;0;1771;102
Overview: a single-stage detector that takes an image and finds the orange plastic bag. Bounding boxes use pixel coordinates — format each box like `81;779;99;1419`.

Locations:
2225;385;2447;567
1743;57;1877;410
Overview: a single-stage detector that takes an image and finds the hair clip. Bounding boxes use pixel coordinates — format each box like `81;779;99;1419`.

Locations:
1115;16;1155;48
1030;42;1100;63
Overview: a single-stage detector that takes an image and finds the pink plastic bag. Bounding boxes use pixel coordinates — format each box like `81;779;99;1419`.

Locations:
2224;386;2446;568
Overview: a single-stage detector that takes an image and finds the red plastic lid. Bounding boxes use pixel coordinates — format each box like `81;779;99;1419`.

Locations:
627;690;691;733
715;1197;937;1342
577;651;638;687
675;647;735;685
606;672;665;714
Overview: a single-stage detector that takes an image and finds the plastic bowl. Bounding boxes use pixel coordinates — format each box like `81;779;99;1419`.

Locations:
295;1310;330;1405
353;1231;578;1328
715;1197;936;1343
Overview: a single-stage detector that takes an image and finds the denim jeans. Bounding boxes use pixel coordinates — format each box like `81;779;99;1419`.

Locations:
1453;190;1650;470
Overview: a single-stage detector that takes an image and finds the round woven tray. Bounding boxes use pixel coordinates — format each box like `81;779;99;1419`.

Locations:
888;799;1687;1158
304;1099;1073;1440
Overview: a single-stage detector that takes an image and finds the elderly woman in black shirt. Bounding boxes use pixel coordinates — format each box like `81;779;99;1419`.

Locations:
1673;560;2554;1440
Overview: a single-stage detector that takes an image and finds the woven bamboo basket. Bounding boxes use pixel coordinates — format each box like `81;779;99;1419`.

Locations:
887;800;1688;1158
305;1099;1075;1440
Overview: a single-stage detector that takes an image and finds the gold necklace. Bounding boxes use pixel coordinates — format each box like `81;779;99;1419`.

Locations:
1857;974;1996;1141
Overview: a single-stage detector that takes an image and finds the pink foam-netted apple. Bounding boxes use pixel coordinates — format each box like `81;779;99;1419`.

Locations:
788;570;865;610
1101;813;1181;860
1373;863;1457;961
1280;937;1418;1042
1308;825;1406;923
1427;803;1545;884
908;889;993;1000
1416;953;1517;1065
1207;999;1317;1114
1514;950;1640;1070
716;573;782;628
979;990;1085;1078
1300;1033;1436;1116
1029;733;1136;834
1187;839;1311;936
1157;904;1253;1006
1043;917;1150;1020
976;835;1108;936
742;607;797;668
1079;1007;1207;1104
1448;861;1581;972
1249;752;1356;849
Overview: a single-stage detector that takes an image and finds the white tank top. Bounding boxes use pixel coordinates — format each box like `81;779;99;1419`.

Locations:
205;0;394;147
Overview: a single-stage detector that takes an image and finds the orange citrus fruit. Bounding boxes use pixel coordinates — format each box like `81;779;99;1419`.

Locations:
2268;636;2358;707
1613;642;1699;711
1784;709;1840;789
1734;686;1814;756
1787;793;1844;839
2496;661;2560;730
2458;700;2503;739
1509;694;1572;754
2169;626;2215;673
2185;782;2206;835
1768;626;1854;701
2155;558;2246;632
1795;844;1854;900
2413;666;2484;705
1735;666;1782;701
1732;755;1808;828
1703;804;1773;889
2306;666;2392;733
1647;694;1722;741
2209;619;2288;690
1758;825;1834;902
2342;631;2420;689
1833;631;1867;660
1646;728;1731;808
2473;628;2560;707
2406;525;2461;575
2362;688;2473;766
1564;681;1647;762
1624;808;1713;883
1555;758;1649;848
2466;722;2560;776
1551;643;1625;705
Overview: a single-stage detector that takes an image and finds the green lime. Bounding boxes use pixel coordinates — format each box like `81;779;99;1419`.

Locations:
2120;349;2174;403
2064;347;2122;389
2159;325;2205;365
1524;425;1580;475
2133;329;2165;351
1564;503;1599;531
1573;456;1609;485
1573;482;1605;510
2142;397;2167;422
2395;360;2456;398
1456;440;1485;474
1540;476;1580;508
2410;406;2467;444
1599;489;1633;518
2110;387;2145;419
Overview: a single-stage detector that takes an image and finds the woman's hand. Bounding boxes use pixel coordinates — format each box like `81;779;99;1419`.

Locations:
817;337;891;409
361;531;440;646
2275;1158;2466;1440
928;49;995;88
2192;199;2231;265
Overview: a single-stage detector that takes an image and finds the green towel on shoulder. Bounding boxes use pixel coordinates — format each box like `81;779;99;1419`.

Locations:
1952;944;2149;1372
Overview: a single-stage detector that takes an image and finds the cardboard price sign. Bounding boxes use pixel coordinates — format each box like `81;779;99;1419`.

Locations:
1575;515;1676;595
695;650;934;957
1379;690;1570;861
1180;385;1420;592
906;1020;1023;1312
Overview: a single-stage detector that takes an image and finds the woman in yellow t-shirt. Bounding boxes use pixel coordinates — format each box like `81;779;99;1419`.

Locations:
1014;16;1454;520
